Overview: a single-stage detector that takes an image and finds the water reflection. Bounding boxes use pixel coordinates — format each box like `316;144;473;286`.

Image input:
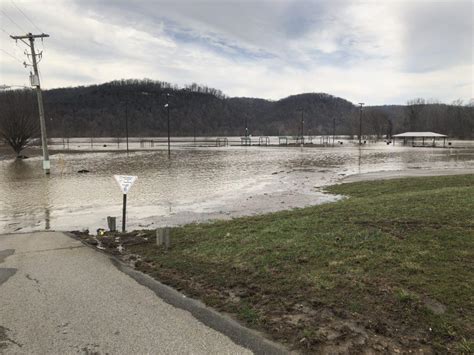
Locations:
0;143;473;233
4;159;37;181
45;208;51;230
358;146;362;175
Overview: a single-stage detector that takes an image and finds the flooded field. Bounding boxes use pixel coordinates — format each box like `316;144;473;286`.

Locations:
1;139;473;234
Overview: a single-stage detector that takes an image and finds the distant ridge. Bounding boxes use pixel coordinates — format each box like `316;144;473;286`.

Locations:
5;79;472;138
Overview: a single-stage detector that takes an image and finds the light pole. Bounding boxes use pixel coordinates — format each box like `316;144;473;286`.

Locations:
297;108;304;145
358;103;364;145
125;101;129;155
165;93;171;158
301;110;304;143
141;91;172;158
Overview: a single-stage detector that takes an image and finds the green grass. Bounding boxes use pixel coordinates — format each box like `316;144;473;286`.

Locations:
129;174;474;353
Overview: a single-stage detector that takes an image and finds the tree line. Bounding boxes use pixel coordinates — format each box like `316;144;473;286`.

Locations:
0;79;473;156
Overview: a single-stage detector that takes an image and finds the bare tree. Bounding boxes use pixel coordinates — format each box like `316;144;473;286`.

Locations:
405;98;426;131
0;90;39;157
365;109;389;139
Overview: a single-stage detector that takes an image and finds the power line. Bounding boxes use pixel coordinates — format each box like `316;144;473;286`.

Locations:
0;9;26;33
14;35;30;48
1;27;11;36
1;26;29;65
3;25;30;47
8;1;45;50
10;0;42;33
0;47;25;65
38;65;44;85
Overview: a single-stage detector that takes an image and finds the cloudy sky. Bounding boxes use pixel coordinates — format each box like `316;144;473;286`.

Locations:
0;0;472;104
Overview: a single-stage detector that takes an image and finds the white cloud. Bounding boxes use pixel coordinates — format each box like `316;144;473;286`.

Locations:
0;0;472;104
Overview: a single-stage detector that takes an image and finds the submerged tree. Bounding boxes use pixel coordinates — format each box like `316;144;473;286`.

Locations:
0;90;39;157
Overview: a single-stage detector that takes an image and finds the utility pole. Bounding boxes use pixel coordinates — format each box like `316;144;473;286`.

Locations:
358;103;364;145
10;32;50;174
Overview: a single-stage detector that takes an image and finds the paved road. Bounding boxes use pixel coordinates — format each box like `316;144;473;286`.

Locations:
0;232;252;354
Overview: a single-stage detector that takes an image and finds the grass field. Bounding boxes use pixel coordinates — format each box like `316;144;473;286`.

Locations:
84;174;474;353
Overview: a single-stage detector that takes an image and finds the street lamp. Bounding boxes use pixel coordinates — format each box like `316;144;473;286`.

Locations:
358;103;364;145
125;101;129;156
301;110;304;143
141;91;172;158
297;108;304;145
165;93;171;158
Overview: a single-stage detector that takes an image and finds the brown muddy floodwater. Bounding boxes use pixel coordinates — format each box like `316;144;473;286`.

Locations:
1;139;473;233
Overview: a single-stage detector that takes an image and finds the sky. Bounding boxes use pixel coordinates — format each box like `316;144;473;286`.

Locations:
0;0;472;105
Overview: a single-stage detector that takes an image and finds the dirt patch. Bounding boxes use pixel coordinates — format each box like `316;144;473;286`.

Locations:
70;230;152;257
423;298;447;315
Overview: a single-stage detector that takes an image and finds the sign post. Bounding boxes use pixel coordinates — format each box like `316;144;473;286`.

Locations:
122;193;127;233
114;175;137;232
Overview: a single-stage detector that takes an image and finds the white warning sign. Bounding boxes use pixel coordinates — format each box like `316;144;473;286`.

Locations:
114;175;137;194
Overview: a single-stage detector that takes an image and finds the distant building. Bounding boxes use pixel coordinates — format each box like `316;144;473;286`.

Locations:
392;132;448;147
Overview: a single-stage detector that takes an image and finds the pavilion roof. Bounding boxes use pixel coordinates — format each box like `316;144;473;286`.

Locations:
392;132;447;138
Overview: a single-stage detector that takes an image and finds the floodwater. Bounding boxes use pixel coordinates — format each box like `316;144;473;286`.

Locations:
1;138;473;234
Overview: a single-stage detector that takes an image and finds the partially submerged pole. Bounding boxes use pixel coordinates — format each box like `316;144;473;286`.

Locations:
358;103;364;145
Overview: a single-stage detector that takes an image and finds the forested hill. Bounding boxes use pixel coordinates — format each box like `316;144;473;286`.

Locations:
35;79;473;138
41;79;357;137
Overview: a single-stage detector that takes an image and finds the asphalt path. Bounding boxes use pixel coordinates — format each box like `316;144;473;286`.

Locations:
0;231;253;354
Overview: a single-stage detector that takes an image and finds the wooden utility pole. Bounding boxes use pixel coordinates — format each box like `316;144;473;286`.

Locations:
10;32;50;174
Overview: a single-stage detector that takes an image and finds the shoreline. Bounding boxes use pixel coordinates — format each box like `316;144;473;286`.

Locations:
342;167;473;183
1;167;473;234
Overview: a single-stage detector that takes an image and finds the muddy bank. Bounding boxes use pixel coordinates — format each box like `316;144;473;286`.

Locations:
343;168;473;183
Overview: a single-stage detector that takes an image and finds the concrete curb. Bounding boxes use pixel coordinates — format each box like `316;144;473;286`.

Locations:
65;232;290;355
